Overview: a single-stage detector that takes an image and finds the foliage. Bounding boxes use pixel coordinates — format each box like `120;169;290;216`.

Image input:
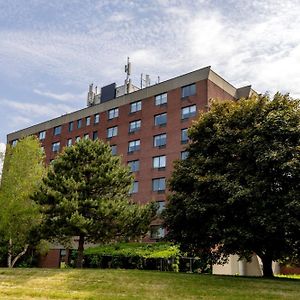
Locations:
0;136;45;267
33;139;156;267
164;93;300;277
84;242;180;259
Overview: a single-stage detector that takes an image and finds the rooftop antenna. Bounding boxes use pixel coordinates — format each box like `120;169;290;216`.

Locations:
124;57;131;94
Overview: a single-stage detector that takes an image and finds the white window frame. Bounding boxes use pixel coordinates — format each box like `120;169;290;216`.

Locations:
153;133;167;147
107;126;118;138
154;113;167;126
152;178;166;192
108;108;119;120
39;131;46;140
155;93;167;106
153;155;166;169
52;142;60;152
130;101;142;113
181;105;196;119
129;120;141;133
128;139;140;153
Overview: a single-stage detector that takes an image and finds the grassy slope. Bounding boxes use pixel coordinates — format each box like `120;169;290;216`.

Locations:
0;268;299;300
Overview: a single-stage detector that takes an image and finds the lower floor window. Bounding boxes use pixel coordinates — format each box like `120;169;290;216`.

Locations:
150;225;165;239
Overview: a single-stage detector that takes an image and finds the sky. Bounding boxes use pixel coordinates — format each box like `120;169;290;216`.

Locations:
0;0;300;153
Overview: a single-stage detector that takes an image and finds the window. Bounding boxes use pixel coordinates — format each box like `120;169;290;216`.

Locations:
155;93;167;106
181;150;189;160
154;113;167;126
12;140;18;147
181;105;196;120
84;133;89;139
153;133;167;148
92;131;98;140
128;160;139;172
67;139;72;147
129;120;141;133
75;136;80;142
94;113;100;124
39;131;46;140
130;100;142;113
111;145;117;155
181;128;188;144
153;155;166;169
86;116;91;126
128;139;140;153
52;142;60;152
108;108;119;120
53;126;61;136
181;83;196;98
129;181;139;194
69;121;74;132
107;126;118;138
152;178;166;192
77;119;82;129
157;201;165;214
150;225;165;239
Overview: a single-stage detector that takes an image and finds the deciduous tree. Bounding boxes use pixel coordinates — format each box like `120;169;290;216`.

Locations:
164;93;300;277
0;136;45;267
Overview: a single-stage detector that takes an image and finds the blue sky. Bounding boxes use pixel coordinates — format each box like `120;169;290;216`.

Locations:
0;0;300;152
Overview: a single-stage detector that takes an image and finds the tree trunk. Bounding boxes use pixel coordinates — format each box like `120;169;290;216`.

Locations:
76;234;85;268
7;238;12;268
11;244;29;268
261;255;274;277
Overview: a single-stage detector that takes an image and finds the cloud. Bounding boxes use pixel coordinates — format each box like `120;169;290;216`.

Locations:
33;89;86;102
0;98;74;124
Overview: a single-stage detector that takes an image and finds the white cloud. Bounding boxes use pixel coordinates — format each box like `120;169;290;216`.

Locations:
33;89;85;102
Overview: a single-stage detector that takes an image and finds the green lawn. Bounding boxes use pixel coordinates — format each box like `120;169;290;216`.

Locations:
0;268;299;300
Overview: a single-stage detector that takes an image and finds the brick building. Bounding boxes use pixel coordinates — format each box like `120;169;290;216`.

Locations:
7;66;255;266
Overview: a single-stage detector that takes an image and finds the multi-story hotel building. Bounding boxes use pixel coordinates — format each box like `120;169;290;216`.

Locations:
7;66;255;242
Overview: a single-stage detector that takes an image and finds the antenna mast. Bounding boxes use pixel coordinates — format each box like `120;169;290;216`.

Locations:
124;57;131;94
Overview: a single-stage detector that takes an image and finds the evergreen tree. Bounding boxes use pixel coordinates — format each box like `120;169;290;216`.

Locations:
33;139;156;268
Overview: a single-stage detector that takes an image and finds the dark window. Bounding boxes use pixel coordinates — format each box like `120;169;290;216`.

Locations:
181;150;189;160
128;160;140;172
181;128;188;144
153;133;167;147
54;126;61;136
128;140;140;153
181;105;196;120
150;225;165;239
77;119;82;129
69;122;74;132
152;178;166;192
92;131;98;140
155;93;167;106
181;83;196;98
154;113;167;126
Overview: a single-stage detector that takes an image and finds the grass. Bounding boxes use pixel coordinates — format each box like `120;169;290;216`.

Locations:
0;268;299;300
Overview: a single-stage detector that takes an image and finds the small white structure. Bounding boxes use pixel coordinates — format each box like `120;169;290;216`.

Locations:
213;254;280;276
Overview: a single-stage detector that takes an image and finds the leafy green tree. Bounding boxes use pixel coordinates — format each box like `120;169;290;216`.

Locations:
33;139;156;268
164;93;300;277
0;136;45;267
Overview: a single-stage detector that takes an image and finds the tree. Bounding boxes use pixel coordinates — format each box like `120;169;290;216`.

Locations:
0;136;45;267
164;93;300;277
33;139;156;268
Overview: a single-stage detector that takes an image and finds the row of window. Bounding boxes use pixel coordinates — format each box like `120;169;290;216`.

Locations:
51;129;189;153
130;177;166;194
127;155;166;173
38;83;197;141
